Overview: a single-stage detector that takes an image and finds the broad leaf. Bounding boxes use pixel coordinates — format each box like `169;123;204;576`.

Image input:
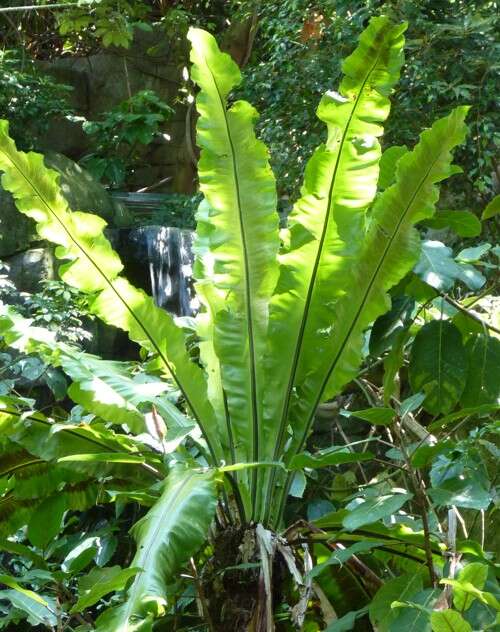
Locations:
0;575;48;606
453;562;488;611
308;541;385;579
342;492;413;531
0;400;154;482
389;588;439;632
424;210;481;237
72;566;139;613
430;610;471;632
279;107;469;526
289;448;373;470
351;407;396;426
428;404;499;431
0;303;194;438
481;194;500;220
442;579;500;612
0;590;57;627
263;15;407;523
369;295;415;356
95;467;217;631
378;145;409;189
27;494;65;549
461;334;500;407
383;328;411;405
314;514;443;557
369;573;423;632
58;453;147;464
456;243;491;262
429;477;492;510
409;320;468;415
62;537;100;573
0;121;221;462
414;240;485;291
325;606;369;631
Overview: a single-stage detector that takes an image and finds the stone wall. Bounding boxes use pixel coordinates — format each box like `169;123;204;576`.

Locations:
39;25;196;194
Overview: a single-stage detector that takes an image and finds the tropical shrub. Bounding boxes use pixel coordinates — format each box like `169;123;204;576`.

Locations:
0;16;498;632
80;90;174;189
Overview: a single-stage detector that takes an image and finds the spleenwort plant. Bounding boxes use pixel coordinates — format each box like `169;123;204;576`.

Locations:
0;16;476;631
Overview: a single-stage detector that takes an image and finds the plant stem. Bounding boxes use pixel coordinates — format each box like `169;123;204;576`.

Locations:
189;558;215;632
395;422;437;586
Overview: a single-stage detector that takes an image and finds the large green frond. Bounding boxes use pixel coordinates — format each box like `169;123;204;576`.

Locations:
279;107;469;511
188;28;280;514
191;199;232;464
95;467;217;632
0;399;156;482
261;16;406;521
0;304;193;438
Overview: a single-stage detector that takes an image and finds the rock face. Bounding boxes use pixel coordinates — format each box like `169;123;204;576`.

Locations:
44;152;132;227
0;188;35;259
0;151;131;259
4;247;56;294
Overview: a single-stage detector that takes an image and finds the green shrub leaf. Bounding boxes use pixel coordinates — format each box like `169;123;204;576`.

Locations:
461;334;500;407
27;494;65;549
342;492;413;531
431;609;472;632
409;320;468;415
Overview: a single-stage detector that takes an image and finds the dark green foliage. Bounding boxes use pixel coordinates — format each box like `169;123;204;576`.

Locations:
238;0;499;208
0;49;73;151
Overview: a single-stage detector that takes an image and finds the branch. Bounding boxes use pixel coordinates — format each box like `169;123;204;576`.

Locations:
439;291;500;336
0;2;98;12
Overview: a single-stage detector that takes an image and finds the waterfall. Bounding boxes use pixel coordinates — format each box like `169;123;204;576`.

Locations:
129;226;198;316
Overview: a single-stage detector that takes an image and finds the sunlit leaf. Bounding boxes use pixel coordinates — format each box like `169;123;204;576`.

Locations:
481;194;500;220
95;467;217;631
308;541;385;579
424;210;481;237
351;407;396;426
452;562;489;611
72;566;139;613
289;447;373;470
414;240;485;292
431;609;472;632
